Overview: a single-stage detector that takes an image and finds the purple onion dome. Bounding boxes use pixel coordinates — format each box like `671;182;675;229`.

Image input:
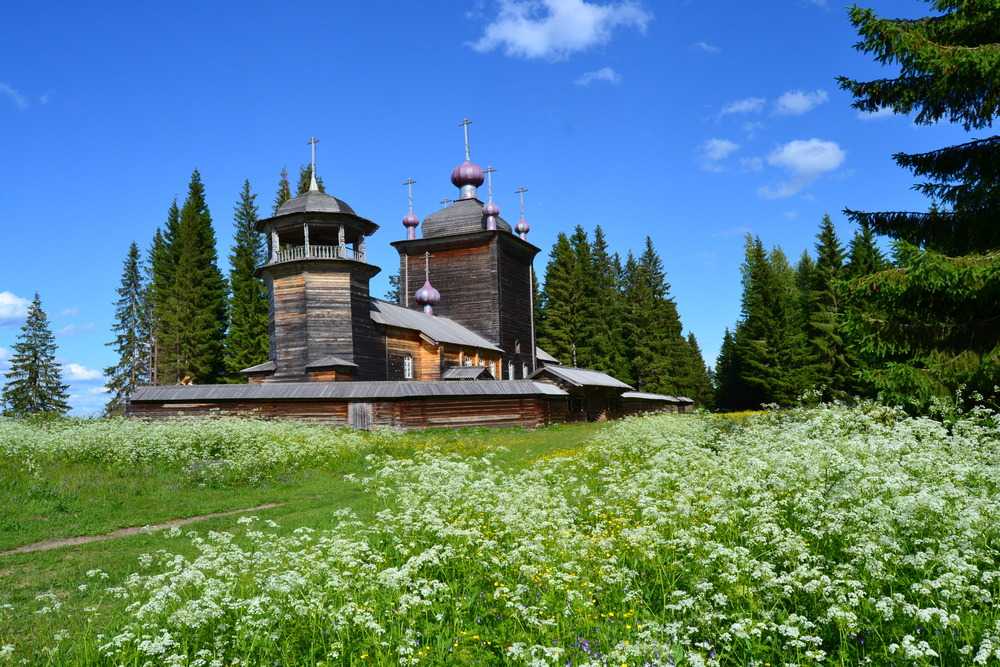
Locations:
402;211;420;228
450;160;485;188
483;200;500;217
516;218;530;234
414;279;441;306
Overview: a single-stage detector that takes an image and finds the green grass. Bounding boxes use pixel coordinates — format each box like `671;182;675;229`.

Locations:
0;420;602;663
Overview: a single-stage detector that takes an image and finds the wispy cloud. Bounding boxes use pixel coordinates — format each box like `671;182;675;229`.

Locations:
60;307;80;317
59;322;96;336
774;89;828;115
740;156;763;172
758;138;845;199
699;138;739;171
575;66;621;86
64;362;103;381
0;291;30;325
712;225;753;239
470;0;652;60
0;83;28;110
719;97;766;117
692;40;719;54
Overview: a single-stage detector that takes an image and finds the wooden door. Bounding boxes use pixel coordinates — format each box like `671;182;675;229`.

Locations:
349;402;373;429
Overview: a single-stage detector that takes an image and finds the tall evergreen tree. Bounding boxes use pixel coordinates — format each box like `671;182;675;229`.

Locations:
273;167;292;215
714;328;742;410
589;226;630;381
682;332;715;407
804;214;852;399
839;0;1000;407
171;170;229;383
567;226;599;368
385;272;401;304
622;237;687;394
149;200;182;384
296;165;326;195
104;242;151;413
2;293;69;416
537;233;583;366
225;180;269;378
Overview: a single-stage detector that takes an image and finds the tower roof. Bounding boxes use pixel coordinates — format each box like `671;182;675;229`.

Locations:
275;190;357;216
422;198;512;238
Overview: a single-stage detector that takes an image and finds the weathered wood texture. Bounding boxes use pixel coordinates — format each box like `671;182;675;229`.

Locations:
400;243;500;343
385;327;441;380
262;262;383;381
621;398;680;416
496;235;535;378
128;396;566;429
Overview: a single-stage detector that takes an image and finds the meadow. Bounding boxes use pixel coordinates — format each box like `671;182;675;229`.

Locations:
2;405;1000;665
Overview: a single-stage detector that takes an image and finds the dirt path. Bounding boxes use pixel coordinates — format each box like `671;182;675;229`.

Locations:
1;503;283;557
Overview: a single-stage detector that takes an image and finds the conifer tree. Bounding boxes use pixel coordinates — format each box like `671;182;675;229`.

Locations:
714;328;741;410
225;180;269;378
149;201;182;384
567;226;599;368
804;214;852;399
273;167;292;215
590;226;630;381
171;170;229;383
682;332;714;407
2;293;69;416
839;0;1000;407
104;242;151;413
537;233;582;366
296;165;326;195
844;222;888;279
385;272;401;304
622;237;687;394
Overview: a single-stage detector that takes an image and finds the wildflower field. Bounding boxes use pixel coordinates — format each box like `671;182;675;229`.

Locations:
3;405;1000;665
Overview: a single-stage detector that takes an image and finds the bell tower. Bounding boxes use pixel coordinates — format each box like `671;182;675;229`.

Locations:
248;138;383;382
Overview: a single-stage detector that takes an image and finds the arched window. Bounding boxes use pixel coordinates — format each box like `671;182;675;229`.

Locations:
508;361;515;379
522;363;529;379
514;338;522;354
403;354;414;380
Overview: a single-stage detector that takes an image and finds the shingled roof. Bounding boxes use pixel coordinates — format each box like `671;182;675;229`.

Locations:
370;300;502;352
422;198;512;238
442;366;495;380
276;190;357;216
131;380;567;402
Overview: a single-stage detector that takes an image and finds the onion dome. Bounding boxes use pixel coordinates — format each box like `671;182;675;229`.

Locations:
402;211;420;239
450;160;484;200
483;200;500;231
516;217;530;239
414;279;441;316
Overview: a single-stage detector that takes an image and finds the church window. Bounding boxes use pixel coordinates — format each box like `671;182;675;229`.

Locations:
522;363;529;379
514;338;522;354
403;354;414;379
508;361;515;379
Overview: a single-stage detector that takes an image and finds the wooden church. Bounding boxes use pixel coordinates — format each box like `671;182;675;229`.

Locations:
128;122;692;428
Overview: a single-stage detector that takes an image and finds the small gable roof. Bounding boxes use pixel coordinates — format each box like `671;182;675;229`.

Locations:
240;360;276;374
535;347;560;364
532;365;633;390
442;366;495;381
306;355;358;370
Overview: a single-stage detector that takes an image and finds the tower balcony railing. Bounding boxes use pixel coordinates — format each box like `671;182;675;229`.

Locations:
269;244;366;265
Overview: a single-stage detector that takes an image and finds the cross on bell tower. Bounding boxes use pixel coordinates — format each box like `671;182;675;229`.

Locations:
307;136;320;192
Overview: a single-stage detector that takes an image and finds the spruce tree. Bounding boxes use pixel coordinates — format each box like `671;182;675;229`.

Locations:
171;170;229;383
537;233;582;366
149;201;182;384
2;293;69;416
805;214;852;399
225;180;269;378
683;332;715;407
104;242;152;413
567;226;599;368
622;237;687;394
296;165;325;195
273;167;292;215
590;227;631;381
845;222;888;279
839;0;1000;407
385;272;401;304
714;328;741;410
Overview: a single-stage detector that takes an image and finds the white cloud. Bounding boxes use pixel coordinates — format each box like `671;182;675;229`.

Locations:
784;210;800;220
720;97;766;116
740;156;764;172
87;385;110;396
470;0;652;60
758;138;845;199
0;83;28;110
775;89;828;115
60;307;80;317
699;138;739;171
857;106;894;121
64;363;102;381
575;66;621;86
0;291;30;325
712;225;753;239
692;41;719;54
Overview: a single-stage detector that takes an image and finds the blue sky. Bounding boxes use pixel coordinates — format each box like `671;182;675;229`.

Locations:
0;0;976;414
